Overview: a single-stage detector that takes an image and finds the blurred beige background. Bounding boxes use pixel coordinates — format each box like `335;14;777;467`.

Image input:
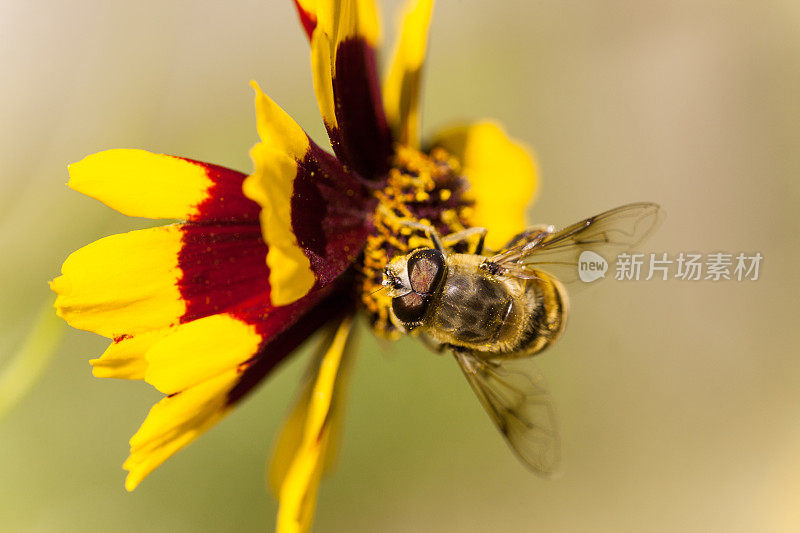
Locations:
2;0;799;531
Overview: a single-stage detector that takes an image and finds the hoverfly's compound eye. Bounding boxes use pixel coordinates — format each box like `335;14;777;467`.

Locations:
391;291;430;327
406;249;446;295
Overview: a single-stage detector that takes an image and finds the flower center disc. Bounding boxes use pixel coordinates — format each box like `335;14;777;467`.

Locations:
357;146;474;338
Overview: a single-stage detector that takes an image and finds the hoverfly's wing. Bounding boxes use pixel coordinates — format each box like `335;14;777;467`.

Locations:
453;350;560;476
488;202;663;284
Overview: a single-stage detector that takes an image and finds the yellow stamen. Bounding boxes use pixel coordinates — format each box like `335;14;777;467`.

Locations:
356;146;472;338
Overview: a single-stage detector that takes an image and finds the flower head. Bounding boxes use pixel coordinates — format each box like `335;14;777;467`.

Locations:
51;0;537;530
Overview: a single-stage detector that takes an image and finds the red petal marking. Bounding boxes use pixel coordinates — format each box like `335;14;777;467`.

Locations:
289;3;392;180
292;144;375;287
175;158;261;223
178;219;351;408
175;144;370;324
293;0;317;41
329;37;393;181
172;143;368;403
178;222;270;324
226;286;351;406
177;220;348;408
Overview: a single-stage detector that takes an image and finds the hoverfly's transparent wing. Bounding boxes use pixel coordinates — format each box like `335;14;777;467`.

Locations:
453;350;560;476
488;202;663;284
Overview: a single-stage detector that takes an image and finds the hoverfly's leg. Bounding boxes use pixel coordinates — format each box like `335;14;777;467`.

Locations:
441;227;488;255
396;219;445;252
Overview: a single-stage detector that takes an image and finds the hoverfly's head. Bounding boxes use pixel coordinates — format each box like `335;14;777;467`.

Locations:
382;256;412;297
384;248;447;330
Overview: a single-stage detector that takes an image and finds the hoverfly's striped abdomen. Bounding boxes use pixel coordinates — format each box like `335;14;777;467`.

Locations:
515;272;568;357
422;254;568;358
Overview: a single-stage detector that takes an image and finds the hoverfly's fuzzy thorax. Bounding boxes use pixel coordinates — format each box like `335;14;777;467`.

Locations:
357;146;473;339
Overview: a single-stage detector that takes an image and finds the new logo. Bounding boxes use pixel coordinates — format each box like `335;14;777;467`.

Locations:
578;250;608;283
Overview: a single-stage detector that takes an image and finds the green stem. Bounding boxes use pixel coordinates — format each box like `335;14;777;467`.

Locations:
0;298;64;420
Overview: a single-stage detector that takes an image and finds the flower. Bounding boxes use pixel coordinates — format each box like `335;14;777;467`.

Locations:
51;0;538;531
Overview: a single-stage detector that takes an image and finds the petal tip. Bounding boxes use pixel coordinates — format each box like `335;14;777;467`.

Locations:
124;473;140;492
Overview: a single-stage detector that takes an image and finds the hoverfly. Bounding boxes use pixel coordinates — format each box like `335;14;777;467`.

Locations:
383;202;663;475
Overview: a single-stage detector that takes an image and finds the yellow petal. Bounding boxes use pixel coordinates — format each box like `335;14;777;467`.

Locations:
51;225;185;338
144;314;262;395
383;0;434;148
295;0;315;18
249;80;310;161
120;297;334;490
310;30;337;130
269;380;312;498
273;316;356;533
90;329;172;380
311;0;381;131
123;313;267;489
243;83;316;307
268;325;338;495
124;368;241;491
431;121;539;249
67;150;212;220
316;0;380;47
